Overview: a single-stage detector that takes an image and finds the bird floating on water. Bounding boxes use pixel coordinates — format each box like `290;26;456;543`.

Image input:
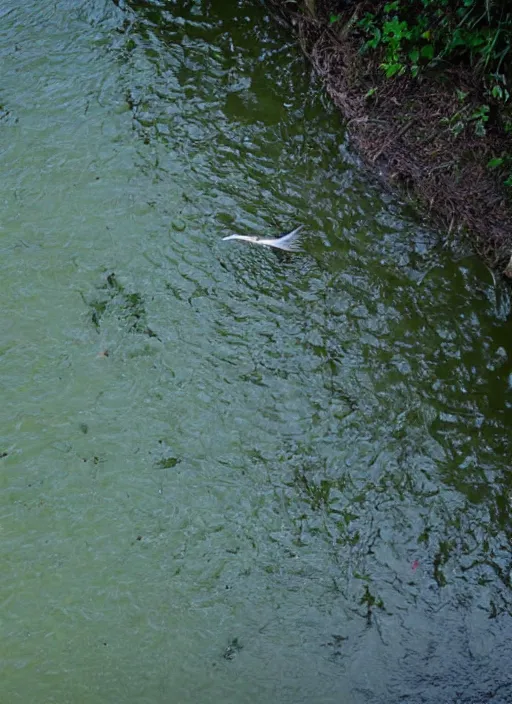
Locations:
222;224;305;252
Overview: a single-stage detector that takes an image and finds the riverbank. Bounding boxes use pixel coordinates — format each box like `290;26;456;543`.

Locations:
270;0;512;275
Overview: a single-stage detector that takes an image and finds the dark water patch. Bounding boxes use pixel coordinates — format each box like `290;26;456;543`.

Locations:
84;271;160;338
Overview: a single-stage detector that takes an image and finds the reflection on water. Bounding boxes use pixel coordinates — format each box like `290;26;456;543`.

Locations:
1;0;511;702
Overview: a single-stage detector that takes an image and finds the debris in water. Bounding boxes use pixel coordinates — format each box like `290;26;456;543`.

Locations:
222;225;305;252
223;637;243;660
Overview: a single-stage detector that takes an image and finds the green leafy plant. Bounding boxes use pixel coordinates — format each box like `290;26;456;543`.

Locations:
356;1;512;186
358;1;512;83
470;104;490;136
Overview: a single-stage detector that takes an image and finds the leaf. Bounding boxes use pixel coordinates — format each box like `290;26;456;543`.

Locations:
451;121;465;136
329;14;341;24
383;18;409;39
384;1;400;13
367;27;381;48
409;49;420;63
471;105;490;121
382;62;403;77
421;44;434;59
474;120;486;137
488;157;504;168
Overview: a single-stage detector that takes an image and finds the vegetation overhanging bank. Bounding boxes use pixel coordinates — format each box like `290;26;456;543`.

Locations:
269;0;512;275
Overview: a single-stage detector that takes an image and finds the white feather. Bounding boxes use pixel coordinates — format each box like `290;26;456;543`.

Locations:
222;225;305;252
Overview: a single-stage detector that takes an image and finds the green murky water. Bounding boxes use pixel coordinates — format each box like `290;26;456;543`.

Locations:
1;1;512;702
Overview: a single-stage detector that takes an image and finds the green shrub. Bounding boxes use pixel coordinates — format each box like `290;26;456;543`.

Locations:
357;0;512;183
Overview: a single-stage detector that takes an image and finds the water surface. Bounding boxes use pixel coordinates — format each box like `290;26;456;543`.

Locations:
1;1;512;702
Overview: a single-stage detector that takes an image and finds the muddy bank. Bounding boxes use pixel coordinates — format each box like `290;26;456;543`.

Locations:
270;0;512;275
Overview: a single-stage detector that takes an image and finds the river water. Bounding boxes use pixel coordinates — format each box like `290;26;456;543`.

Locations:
1;1;512;702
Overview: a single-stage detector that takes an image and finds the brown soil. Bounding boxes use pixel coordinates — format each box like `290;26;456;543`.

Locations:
270;0;512;275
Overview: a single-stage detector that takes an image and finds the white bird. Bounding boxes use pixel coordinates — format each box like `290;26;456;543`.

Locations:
222;225;305;252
